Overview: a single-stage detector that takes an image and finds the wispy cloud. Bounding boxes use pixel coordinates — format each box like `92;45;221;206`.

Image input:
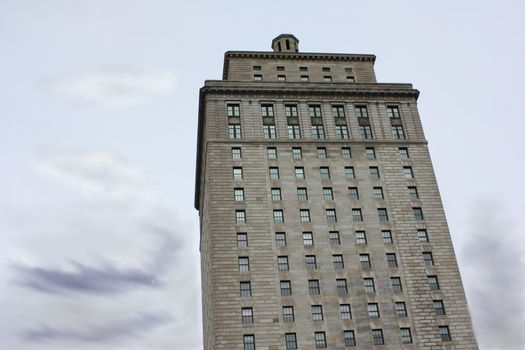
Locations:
45;65;175;108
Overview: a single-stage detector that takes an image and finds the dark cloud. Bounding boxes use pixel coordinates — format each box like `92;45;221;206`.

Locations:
20;312;173;343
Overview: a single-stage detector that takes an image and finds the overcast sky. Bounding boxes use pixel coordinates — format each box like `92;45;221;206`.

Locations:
1;1;524;349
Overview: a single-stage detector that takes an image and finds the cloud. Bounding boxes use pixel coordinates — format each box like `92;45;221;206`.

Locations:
46;65;175;108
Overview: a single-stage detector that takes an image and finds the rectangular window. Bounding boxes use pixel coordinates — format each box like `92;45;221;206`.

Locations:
254;74;262;81
278;256;289;270
355;231;367;244
237;233;248;248
309;105;322;117
404;166;414;178
238;257;249;272
276;66;285;71
253;65;261;71
261;104;274;117
391;277;403;292
348;187;359;200
400;328;412;344
342;147;352;159
387;106;401;118
317;147;327;159
365;147;376;160
355;105;368;118
345;166;355;179
372;329;384;345
368;303;380;318
273;210;284;223
352;208;363;222
287;125;301;139
305;255;317;270
408;186;419;200
311;125;325;139
399;147;409;159
229;124;241;139
335;125;349;139
285;105;299;116
418;229;429;242
267;147;277;159
413;207;424;220
395;302;407;317
333;254;344;269
323;187;333;200
275;232;286;247
382;230;393;243
271;188;281;201
231;147;241;159
337;278;348;295
303;232;314;246
269;167;279;180
263;125;277;139
428;275;440;290
439;326;451;342
315;332;327;348
340;304;352;320
322;67;331;72
434;300;446;315
329;231;340;245
364;278;375;293
233;167;243;180
292;147;302;159
283;306;294;322
297;187;308;200
300;209;311;223
228;104;240;117
277;75;286;81
236;210;246;224
285;333;297;349
326;209;337;222
299;66;308;72
386;253;398;267
378;208;389;221
373;187;384;199
392;125;405;139
309;279;320;295
234;188;245;201
323;76;332;82
369;166;380;179
346;76;355;82
280;280;292;296
311;305;323;321
240;281;251;297
344;330;356;346
423;252;434;266
360;125;373;139
295;167;305;180
320;167;330;180
332;105;345;117
300;75;309;82
243;335;255;350
360;254;371;269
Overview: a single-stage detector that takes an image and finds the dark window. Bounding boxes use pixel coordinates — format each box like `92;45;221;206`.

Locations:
418;229;429;242
378;208;389;221
399;147;409;159
332;105;345;117
320;167;331;180
387;106;401;118
283;306;294;322
364;278;375;293
413;207;424;220
285;333;297;349
428;275;440;290
315;332;327;348
337;278;348;295
344;330;356;346
342;147;352;159
333;255;344;269
352;209;363;222
368;303;380;318
355;105;368;117
369;166;380;179
242;307;253;324
231;147;241;159
323;187;333;200
267;147;277;159
326;209;337;222
365;147;376;160
434;300;446;315
355;231;367;244
311;305;323;321
348;187;359;200
439;326;451;342
360;254;371;269
373;187;384;199
346;76;355;82
261;104;274;117
309;105;322;117
309;279;320;295
329;231;341;245
277;75;286;81
392;126;405;139
229;125;241;139
311;125;325;139
345;166;355;179
278;256;289;270
280;280;292;296
382;230;393;243
240;281;251;297
228;104;240;117
391;277;403;292
323;76;332;82
252;65;261;71
336;125;349;139
372;329;384;345
275;232;286;247
322;67;331;72
295;167;305;179
317;147;327;159
254;74;262;81
360;125;373;139
423;252;434;266
237;233;248;248
300;75;309;82
404;166;414;178
400;328;412;344
395;302;407;317
408;186;419;200
340;304;352;320
305;255;317;270
386;253;398;267
292;147;302;159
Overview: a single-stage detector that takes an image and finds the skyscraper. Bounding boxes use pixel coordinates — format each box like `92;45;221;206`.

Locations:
195;34;478;350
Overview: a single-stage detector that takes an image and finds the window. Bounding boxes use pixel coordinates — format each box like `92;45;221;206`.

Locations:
345;67;353;73
360;125;373;139
285;333;297;349
345;166;355;179
303;232;314;246
267;147;277;159
378;208;389;221
276;66;285;71
423;252;434;266
335;125;349;139
342;147;352;159
352;208;363;222
323;187;333;200
315;332;327;348
355;105;368;118
254;74;262;81
392;126;405;139
369;166;380;179
368;303;380;318
309;279;320;295
237;233;248;248
309;105;322;117
317;147;327;159
322;67;331;72
387;106;401;118
297;187;308;200
305;255;317;270
391;277;403;292
400;328;412;344
320;167;330;180
326;209;337;222
337;278;348;295
299;66;308;72
277;75;286;81
382;230;393;243
311;305;323;321
344;330;356;346
242;307;253;324
434;300;446;315
372;329;384;345
271;188;281;201
233;167;243;180
346;76;355;82
360;254;371;268
243;335;255;350
238;257;249;272
285;104;298;118
261;104;274;117
300;75;309;82
386;253;398;267
280;280;292;296
403;166;414;178
283;306;294;322
348;187;359;200
329;231;340;245
413;207;424;220
300;210;311;223
428;275;440;290
253;65;261;71
235;188;245;201
273;210;284;223
439;326;451;342
311;125;325;139
236;210;246;224
364;278;375;293
295;167;305;180
292;147;302;159
399;147;409;159
275;232;286;247
365;147;376;160
232;147;241;159
408;186;419;200
323;76;332;82
228;104;241;117
340;304;352;320
287;125;300;139
373;187;384;199
263;125;277;139
332;105;345;117
333;255;344;269
395;302;407;317
278;256;289;270
355;231;367;244
240;281;251;297
269;167;279;180
418;229;429;242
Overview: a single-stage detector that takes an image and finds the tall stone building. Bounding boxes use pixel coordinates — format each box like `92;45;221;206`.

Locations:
195;34;477;350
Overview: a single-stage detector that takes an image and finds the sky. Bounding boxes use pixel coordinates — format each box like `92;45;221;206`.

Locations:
1;1;524;349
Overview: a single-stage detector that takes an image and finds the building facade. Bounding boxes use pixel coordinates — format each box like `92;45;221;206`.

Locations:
195;34;478;350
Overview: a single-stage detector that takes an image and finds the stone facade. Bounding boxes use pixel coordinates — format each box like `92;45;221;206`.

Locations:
195;34;478;350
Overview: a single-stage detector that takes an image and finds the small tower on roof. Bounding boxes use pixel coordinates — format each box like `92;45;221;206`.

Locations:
271;34;299;53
